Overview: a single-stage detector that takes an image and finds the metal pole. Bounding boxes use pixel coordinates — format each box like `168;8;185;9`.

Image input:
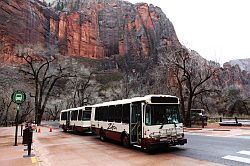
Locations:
14;105;20;146
235;117;238;124
21;124;23;137
28;142;31;156
202;117;204;128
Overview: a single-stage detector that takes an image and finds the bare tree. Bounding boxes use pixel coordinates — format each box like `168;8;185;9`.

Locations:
109;75;133;100
0;97;6;123
19;55;70;125
19;101;34;123
76;73;92;106
166;48;217;127
68;72;94;107
45;103;62;121
0;96;13;126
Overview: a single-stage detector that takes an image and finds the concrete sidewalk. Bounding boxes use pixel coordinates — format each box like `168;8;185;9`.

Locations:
185;123;250;138
0;127;38;166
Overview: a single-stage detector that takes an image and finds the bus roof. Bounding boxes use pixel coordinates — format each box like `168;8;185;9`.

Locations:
60;105;92;112
91;94;178;107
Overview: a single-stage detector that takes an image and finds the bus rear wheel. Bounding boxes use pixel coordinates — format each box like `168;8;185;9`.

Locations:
122;135;129;148
62;124;67;132
100;130;106;142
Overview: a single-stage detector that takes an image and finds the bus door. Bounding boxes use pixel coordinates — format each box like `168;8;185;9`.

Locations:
130;102;142;144
66;111;70;129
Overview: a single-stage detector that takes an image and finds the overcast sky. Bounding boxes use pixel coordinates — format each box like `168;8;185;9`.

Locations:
128;0;250;64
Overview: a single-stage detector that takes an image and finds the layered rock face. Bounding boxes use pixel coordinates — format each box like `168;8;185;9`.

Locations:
0;0;180;62
2;0;247;89
0;0;52;63
54;0;180;58
212;62;250;89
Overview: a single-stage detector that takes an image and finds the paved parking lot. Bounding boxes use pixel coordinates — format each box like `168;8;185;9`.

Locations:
31;126;222;166
2;123;250;166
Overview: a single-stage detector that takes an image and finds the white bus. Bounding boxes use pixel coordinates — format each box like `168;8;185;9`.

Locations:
191;109;205;116
59;106;92;132
91;95;187;150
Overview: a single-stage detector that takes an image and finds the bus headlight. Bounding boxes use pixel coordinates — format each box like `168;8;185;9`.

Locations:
149;132;161;139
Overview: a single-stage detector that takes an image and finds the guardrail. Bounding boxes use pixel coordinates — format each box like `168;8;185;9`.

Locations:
191;117;250;127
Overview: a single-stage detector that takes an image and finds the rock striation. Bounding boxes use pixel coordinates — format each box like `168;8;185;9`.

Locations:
0;0;180;62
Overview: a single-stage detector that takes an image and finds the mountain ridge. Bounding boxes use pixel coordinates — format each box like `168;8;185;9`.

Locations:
227;58;250;72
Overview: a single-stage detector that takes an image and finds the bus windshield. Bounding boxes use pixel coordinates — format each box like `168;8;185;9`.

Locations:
145;104;181;125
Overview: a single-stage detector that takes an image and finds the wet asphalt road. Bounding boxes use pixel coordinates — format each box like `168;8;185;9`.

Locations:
39;121;250;165
173;134;250;166
34;127;221;166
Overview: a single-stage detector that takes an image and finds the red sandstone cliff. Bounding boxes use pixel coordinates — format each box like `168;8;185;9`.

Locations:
1;0;249;91
0;0;50;63
0;0;180;63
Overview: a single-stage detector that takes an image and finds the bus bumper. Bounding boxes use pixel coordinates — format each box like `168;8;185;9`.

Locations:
152;138;187;146
142;138;187;150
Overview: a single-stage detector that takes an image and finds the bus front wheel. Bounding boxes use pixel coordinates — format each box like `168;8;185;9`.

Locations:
122;135;129;148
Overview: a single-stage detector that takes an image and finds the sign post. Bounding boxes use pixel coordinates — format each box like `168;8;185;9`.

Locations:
11;90;26;146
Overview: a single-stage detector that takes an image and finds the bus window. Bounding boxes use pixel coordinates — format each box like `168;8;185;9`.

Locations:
78;109;83;121
115;105;122;123
99;107;104;121
103;106;108;121
82;111;91;121
95;107;99;120
145;105;151;125
122;104;130;123
131;102;141;123
108;105;115;122
61;112;67;120
71;110;78;120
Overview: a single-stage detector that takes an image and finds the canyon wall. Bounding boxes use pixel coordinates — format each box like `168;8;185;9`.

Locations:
0;0;180;62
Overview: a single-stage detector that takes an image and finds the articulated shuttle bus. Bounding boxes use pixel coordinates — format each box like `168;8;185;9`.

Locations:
91;95;187;150
60;106;92;132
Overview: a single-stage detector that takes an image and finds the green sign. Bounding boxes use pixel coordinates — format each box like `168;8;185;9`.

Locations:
11;90;26;104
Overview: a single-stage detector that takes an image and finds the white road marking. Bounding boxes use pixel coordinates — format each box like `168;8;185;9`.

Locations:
237;150;250;156
222;155;250;164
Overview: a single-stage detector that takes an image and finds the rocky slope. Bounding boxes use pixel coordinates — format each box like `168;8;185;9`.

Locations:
1;0;249;91
0;0;249;117
0;0;180;63
228;58;250;72
213;62;250;89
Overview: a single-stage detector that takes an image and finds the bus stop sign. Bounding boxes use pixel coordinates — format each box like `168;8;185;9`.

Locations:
11;90;26;105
